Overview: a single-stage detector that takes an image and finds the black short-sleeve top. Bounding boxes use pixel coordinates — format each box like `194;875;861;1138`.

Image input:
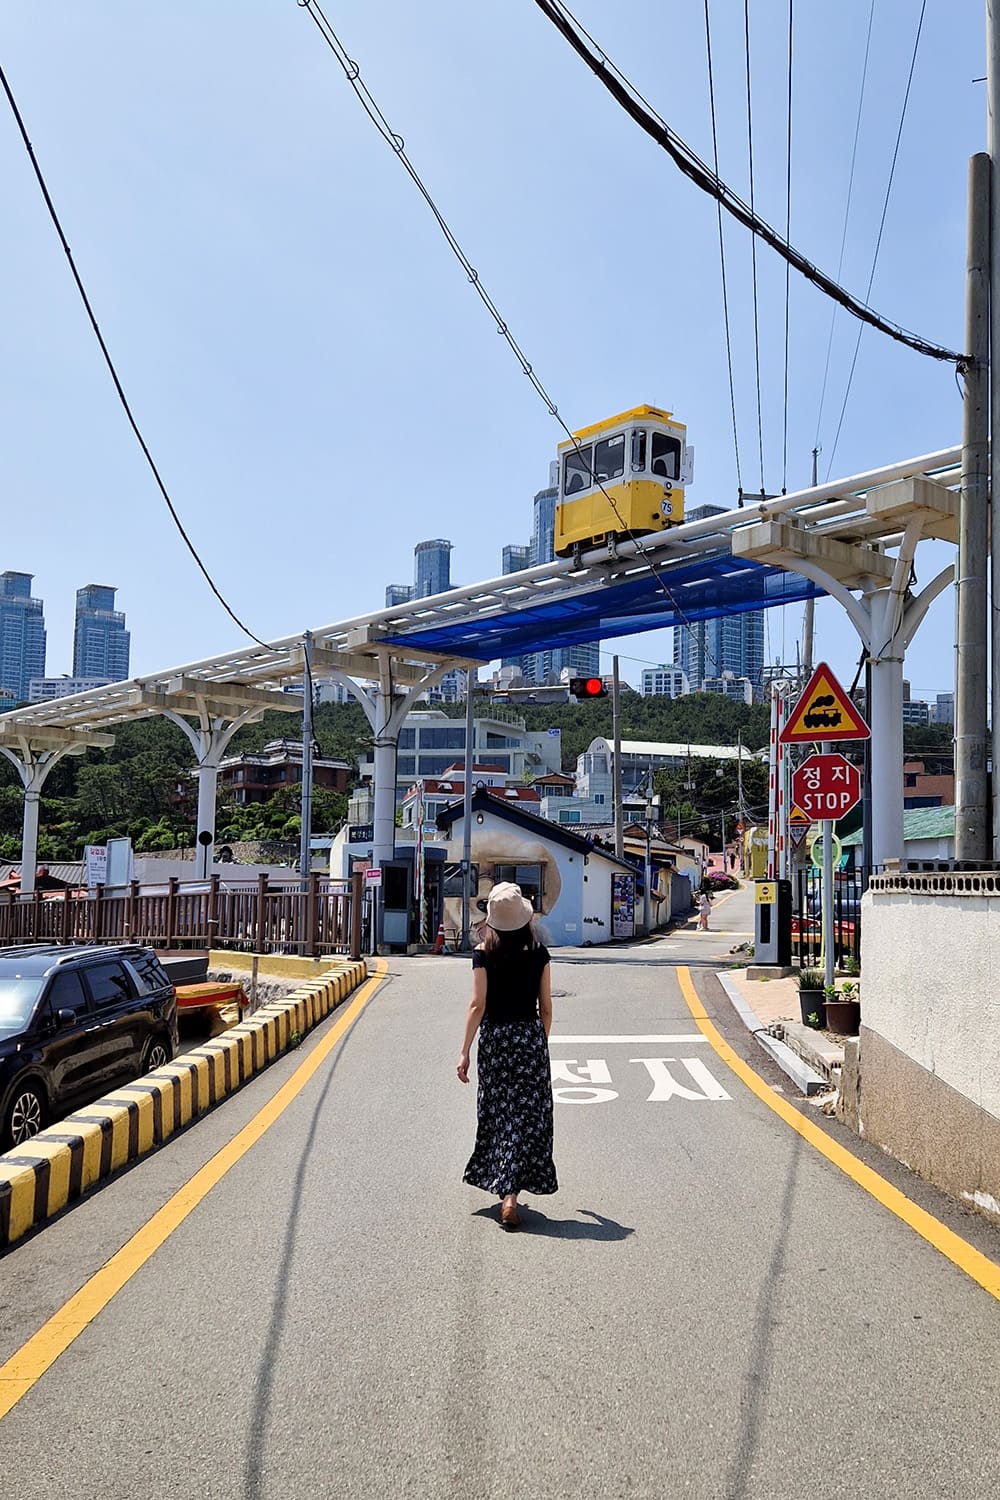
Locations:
472;942;551;1025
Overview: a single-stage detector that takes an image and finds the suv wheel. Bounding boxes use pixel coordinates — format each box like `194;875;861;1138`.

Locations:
142;1036;172;1073
4;1081;47;1151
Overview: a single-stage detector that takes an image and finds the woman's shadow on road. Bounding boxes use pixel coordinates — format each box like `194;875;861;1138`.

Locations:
473;1206;634;1240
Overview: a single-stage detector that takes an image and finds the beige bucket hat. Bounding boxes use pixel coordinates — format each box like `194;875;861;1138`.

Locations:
485;881;534;932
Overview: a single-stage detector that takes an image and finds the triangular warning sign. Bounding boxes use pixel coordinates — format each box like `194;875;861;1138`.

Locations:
780;662;870;743
788;805;812;826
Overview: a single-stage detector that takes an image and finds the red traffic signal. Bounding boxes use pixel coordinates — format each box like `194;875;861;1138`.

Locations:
569;676;607;699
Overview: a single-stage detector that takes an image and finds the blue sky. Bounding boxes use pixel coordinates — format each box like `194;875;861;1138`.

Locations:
0;2;985;704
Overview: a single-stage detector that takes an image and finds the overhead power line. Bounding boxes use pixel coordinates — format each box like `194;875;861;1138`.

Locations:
742;0;766;495
702;0;742;499
814;0;877;452
531;0;967;370
825;0;929;476
298;0;725;671
0;60;271;651
781;0;793;494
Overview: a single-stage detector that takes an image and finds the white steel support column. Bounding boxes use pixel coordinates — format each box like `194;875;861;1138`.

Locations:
324;659;451;878
0;744;77;898
764;546;952;872
163;705;262;881
371;659;398;875
867;592;906;868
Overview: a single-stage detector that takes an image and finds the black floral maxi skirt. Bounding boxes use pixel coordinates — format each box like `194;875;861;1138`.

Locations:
463;1018;558;1197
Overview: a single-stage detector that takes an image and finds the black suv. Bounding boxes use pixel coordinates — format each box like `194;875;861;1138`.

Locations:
0;944;178;1152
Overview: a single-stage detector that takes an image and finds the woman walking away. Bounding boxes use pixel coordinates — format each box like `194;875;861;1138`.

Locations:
457;882;557;1229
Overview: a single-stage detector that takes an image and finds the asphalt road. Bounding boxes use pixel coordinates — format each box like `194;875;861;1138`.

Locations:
2;888;999;1499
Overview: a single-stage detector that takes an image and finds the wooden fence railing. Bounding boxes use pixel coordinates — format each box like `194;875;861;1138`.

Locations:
0;871;364;960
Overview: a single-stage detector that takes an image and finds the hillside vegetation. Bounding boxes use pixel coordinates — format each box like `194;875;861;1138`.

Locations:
0;692;948;861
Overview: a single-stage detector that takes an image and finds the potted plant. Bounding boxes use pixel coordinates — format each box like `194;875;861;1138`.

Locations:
797;967;826;1030
825;979;861;1036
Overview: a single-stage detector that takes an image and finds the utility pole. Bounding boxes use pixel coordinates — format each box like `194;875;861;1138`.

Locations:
299;631;314;888
801;448;818;679
990;4;1000;858
612;655;624;859
955;151;990;861
460;673;476;949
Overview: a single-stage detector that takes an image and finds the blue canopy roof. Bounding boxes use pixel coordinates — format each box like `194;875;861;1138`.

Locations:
385;553;823;662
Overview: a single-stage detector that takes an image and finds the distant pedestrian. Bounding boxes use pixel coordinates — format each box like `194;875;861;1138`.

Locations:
698;889;712;930
457;882;557;1229
729;850;737;871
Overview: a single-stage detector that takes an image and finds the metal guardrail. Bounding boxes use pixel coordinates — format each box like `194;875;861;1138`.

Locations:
0;871;364;959
793;866;868;967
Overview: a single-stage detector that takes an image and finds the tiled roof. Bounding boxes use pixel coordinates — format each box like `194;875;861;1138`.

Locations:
841;805;955;846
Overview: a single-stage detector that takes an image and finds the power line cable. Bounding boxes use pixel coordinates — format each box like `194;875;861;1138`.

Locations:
825;0;928;476
298;0;725;670
702;0;743;501
781;0;793;494
531;0;966;369
0;59;272;652
813;0;876;452
743;0;766;495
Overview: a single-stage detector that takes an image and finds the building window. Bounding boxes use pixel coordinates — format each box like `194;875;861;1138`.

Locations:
650;432;681;480
560;810;581;824
417;727;466;750
397;756;416;778
594;433;625;482
493;863;543;907
594;793;605;805
904;773;917;788
563;444;593;496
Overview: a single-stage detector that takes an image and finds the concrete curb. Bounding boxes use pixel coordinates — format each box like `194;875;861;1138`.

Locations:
0;957;369;1253
715;970;828;1098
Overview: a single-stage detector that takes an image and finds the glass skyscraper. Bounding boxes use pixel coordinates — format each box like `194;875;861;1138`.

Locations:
671;506;764;697
414;539;452;599
0;572;46;705
73;584;130;682
519;477;599;684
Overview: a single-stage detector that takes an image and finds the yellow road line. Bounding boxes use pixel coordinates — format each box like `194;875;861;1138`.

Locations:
677;966;1000;1303
0;960;388;1422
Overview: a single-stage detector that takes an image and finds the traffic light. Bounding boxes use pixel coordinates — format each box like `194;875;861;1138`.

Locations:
569;676;608;700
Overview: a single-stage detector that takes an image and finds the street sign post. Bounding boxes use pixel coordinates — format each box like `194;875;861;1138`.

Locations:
780;662;870;744
781;665;869;986
791;753;863;820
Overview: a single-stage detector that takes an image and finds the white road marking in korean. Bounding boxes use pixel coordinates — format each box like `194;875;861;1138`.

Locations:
548;1055;732;1103
550;1058;618;1104
631;1057;732;1102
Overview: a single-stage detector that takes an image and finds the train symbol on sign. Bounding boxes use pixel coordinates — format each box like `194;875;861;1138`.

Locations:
802;694;843;731
780;663;870;744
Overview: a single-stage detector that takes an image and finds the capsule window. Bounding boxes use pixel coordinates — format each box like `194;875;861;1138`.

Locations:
563;444;593;496
650;432;682;481
631;429;647;472
594;433;625;483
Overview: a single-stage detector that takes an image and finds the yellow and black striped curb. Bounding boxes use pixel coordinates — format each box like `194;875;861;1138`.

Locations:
0;958;368;1252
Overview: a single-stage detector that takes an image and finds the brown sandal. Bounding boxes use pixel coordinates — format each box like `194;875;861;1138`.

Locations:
500;1197;521;1229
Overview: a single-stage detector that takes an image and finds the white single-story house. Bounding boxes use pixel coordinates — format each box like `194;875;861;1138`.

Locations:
435;790;651;946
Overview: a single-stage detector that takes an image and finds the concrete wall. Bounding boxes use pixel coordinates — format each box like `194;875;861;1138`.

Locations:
851;873;1000;1224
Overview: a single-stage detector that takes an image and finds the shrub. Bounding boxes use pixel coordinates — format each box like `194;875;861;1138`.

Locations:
798;967;825;991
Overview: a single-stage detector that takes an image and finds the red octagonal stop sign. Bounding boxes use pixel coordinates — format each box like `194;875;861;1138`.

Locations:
791;752;862;820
